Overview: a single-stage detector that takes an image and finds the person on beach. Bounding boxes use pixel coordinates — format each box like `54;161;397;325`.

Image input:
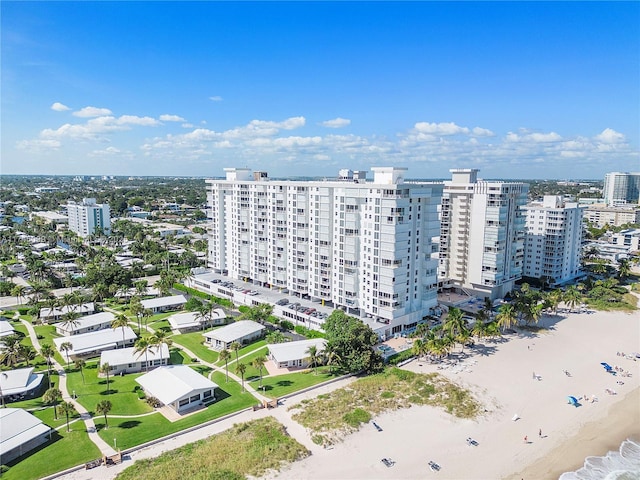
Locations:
523;436;528;444
539;428;542;438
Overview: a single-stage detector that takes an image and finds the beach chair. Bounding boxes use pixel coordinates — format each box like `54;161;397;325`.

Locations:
381;458;394;467
428;461;441;472
466;437;479;446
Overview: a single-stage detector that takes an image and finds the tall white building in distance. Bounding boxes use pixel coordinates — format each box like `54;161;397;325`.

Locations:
439;169;528;300
67;198;111;238
603;172;640;206
206;167;443;333
523;196;584;287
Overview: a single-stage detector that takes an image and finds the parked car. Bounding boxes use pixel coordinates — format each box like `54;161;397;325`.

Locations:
276;298;289;306
304;308;316;315
249;290;259;296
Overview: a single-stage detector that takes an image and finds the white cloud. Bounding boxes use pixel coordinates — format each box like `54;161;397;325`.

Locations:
90;146;121;156
16;138;61;151
413;122;470;135
471;127;495;137
181;123;194;128
73;106;113;118
117;115;160;126
209;96;223;102
159;114;185;122
594;128;625;144
321;117;351;128
51;102;70;112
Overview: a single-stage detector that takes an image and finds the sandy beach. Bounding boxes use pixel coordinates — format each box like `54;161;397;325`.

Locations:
273;308;640;480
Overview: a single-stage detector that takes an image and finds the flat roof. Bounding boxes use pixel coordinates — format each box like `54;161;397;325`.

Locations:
53;327;137;356
203;320;264;343
40;302;95;318
0;408;51;457
54;311;114;332
141;295;187;309
0;367;44;396
100;344;169;367
268;339;326;363
168;312;199;327
135;365;218;405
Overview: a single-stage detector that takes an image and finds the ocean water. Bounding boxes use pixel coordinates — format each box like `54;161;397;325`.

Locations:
559;439;640;480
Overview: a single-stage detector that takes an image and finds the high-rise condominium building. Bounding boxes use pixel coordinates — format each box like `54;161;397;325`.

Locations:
206;167;443;333
522;196;584;287
67;198;111;238
603;172;640;206
439;169;528;300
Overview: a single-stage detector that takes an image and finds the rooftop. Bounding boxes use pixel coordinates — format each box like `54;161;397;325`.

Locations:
203;320;265;343
0;408;51;457
268;339;326;364
135;365;218;405
53;327;137;355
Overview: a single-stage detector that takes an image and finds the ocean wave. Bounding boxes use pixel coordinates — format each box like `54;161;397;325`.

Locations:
559;438;640;480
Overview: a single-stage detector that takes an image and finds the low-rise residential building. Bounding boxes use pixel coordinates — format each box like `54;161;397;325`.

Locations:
203;320;265;351
0;408;52;464
611;229;640;252
167;309;227;333
141;295;187;314
0;318;15;338
100;344;170;376
39;303;96;322
584;204;640;228
53;327;137;359
135;365;218;413
267;339;326;369
54;311;115;336
0;367;45;402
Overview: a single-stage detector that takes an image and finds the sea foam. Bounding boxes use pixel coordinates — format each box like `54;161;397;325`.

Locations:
559;438;640;480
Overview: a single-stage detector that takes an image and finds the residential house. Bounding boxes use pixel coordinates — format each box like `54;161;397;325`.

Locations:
202;320;265;351
100;344;170;376
267;339;326;369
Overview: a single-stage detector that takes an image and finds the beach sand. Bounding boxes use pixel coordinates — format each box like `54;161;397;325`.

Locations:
273;308;640;480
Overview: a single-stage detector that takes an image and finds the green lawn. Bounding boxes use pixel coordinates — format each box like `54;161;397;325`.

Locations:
171;330;220;363
219;340;267;367
0;322;49;371
148;319;171;333
169;347;191;365
250;367;338;398
65;360;154;415
33;324;66;365
95;371;256;450
2;418;101;480
232;347;269;380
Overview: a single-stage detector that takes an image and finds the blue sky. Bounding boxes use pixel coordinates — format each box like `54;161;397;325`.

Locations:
2;1;638;179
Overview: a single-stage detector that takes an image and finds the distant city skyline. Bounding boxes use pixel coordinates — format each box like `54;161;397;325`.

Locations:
2;2;638;179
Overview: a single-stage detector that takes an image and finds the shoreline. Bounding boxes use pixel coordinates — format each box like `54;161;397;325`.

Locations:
509;387;640;480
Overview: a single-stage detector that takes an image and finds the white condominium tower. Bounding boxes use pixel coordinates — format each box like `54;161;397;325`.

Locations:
439;169;528;300
67;198;111;238
206;167;443;333
603;172;640;206
522;196;584;287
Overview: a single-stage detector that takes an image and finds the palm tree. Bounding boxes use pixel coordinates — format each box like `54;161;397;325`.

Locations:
57;401;77;432
412;338;425;360
196;301;216;331
43;387;62;420
265;331;288;344
99;362;112;394
617;258;631;281
496;304;517;331
443;307;465;338
95;400;112;429
0;335;23;368
60;311;81;334
40;344;55;389
129;296;144;334
235;362;247;392
306;345;320;375
75;358;86;384
111;314;130;348
324;348;341;374
471;320;488;342
548;289;563;315
219;349;231;383
563;286;582;312
0;372;8;408
252;356;267;388
59;342;73;367
18;344;36;367
134;337;155;372
230;341;241;364
10;284;27;305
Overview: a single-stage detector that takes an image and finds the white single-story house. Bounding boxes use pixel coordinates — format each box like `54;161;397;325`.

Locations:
0;367;45;402
168;309;226;333
135;365;218;413
53;326;137;359
0;408;51;464
54;311;115;336
203;320;265;351
100;344;170;376
141;295;187;314
39;302;96;322
267;339;327;369
0;318;15;338
114;286;159;300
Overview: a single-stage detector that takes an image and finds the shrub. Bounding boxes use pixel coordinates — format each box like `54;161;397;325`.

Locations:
238;305;250;314
342;408;371;428
386;349;415;365
146;396;161;408
280;320;294;331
